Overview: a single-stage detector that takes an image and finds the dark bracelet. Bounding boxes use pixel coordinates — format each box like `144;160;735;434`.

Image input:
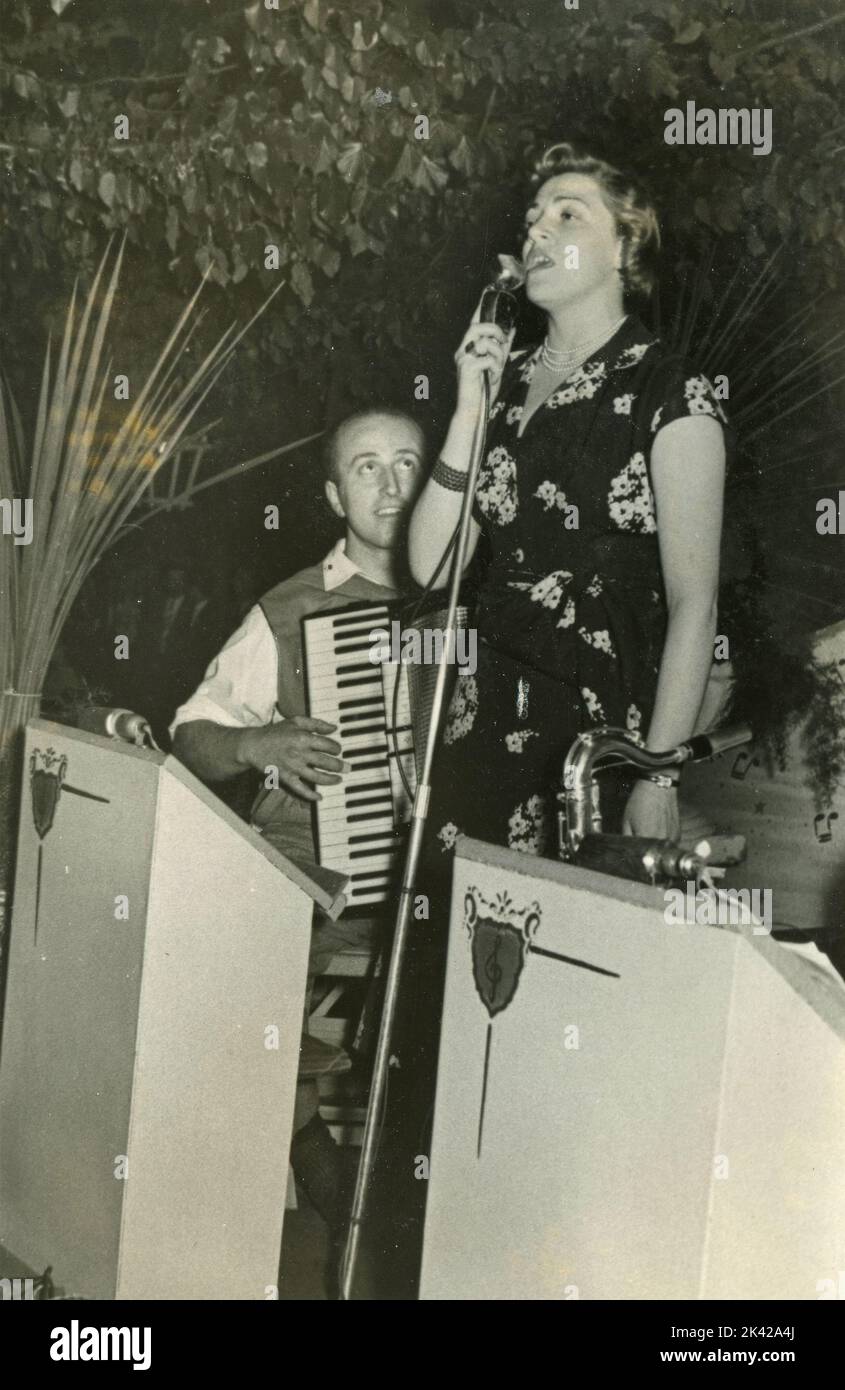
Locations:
432;457;469;492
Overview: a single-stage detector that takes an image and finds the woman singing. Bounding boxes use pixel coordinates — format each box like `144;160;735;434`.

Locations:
409;143;728;858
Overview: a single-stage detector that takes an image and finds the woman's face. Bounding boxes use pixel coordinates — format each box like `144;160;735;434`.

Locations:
521;172;623;312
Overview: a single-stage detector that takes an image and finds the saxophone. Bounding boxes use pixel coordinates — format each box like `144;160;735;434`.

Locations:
557;723;753;885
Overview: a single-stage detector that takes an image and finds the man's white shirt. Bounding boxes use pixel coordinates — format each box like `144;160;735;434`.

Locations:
169;538;363;739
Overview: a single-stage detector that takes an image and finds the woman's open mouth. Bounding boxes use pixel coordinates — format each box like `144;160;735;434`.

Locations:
526;253;555;274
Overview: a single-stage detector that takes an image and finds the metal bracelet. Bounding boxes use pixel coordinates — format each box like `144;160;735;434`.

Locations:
640;772;679;790
432;457;469;492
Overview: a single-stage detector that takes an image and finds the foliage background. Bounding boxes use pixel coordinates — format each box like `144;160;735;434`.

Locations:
1;0;844;757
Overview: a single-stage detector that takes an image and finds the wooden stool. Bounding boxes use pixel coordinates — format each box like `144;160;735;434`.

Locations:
309;916;385;1147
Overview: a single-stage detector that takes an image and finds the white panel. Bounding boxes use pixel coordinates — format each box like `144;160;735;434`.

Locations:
117;769;311;1300
704;940;845;1299
422;851;738;1299
0;724;158;1297
0;720;318;1301
420;839;845;1301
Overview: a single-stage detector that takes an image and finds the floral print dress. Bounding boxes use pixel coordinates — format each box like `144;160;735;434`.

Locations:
427;314;728;862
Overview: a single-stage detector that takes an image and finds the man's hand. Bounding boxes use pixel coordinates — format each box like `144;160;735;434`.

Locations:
241;716;349;803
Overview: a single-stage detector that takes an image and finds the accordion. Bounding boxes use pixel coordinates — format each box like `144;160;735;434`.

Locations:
302;601;466;908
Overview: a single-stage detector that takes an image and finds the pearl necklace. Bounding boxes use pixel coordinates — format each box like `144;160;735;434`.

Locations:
539;315;627;376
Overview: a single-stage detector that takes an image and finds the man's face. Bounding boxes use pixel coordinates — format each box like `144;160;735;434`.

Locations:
521;172;623;312
325;413;424;551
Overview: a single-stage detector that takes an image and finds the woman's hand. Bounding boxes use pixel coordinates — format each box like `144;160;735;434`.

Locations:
455;308;515;414
622;780;680;841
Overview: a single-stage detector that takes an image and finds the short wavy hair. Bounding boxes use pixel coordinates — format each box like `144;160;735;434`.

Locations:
531;143;661;299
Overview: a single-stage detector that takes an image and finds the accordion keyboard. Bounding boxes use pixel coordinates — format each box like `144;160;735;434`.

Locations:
303;604;415;907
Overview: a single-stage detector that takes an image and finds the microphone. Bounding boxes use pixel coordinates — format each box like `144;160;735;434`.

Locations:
479;253;525;331
75;706;160;749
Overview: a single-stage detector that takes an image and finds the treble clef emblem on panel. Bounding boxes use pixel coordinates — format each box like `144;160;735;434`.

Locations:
464;887;540;1019
484;933;505;1007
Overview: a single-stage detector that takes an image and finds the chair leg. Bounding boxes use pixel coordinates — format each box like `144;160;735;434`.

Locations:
351;950;385;1059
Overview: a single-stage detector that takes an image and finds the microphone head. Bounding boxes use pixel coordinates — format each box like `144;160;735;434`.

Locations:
480;254;525;328
491;253;526;292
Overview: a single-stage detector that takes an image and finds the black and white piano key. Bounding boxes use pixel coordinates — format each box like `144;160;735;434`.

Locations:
318;807;395;831
339;738;412;761
321;830;398;853
324;796;391;815
321;784;393;803
304;608;390;639
304;605;415;904
319;796;393;815
345;779;393;796
306;608;389;638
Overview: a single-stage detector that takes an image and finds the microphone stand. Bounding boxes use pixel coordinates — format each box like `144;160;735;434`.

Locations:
339;371;493;1301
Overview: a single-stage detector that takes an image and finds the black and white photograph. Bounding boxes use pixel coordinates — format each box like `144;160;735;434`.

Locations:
1;0;844;1341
